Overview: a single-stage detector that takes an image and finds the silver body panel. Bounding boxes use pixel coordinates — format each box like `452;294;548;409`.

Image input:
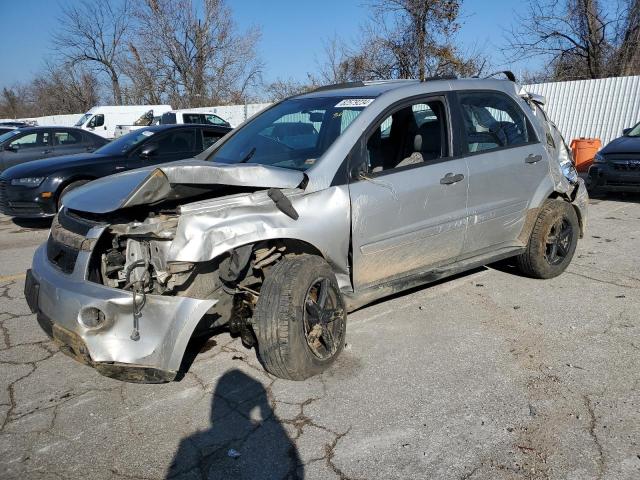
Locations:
30;78;588;379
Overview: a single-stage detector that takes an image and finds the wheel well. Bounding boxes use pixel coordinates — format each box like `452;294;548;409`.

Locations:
55;176;96;203
547;191;585;238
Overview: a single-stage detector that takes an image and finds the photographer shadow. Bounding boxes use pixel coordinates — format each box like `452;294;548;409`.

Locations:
167;369;302;479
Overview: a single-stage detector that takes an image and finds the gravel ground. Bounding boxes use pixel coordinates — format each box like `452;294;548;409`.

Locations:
0;196;639;480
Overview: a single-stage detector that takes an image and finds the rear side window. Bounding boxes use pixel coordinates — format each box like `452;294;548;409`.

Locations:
161;112;177;124
54;130;82;145
202;129;223;150
183;113;204;124
204;114;228;126
458;91;534;153
156;129;196;153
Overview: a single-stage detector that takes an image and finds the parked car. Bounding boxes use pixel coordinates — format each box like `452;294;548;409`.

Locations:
113;108;175;138
160;110;231;127
587;122;640;193
0;124;231;218
0;126;107;174
24;77;587;383
74;105;173;139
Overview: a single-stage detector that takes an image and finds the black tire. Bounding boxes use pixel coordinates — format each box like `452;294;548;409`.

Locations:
516;199;579;279
57;180;90;211
254;254;347;380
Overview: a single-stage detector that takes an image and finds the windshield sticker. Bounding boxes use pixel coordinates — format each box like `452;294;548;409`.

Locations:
335;98;374;108
141;131;154;137
304;158;316;165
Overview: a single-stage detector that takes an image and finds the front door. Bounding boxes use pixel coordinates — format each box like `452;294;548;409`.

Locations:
128;128;199;170
349;97;469;289
0;130;53;171
455;91;550;256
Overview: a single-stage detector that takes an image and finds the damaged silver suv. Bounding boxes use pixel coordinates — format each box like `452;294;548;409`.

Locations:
25;77;588;382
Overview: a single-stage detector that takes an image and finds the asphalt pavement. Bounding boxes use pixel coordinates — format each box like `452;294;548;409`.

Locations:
1;196;639;480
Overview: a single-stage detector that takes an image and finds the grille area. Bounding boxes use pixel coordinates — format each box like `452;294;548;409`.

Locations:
612;161;640;172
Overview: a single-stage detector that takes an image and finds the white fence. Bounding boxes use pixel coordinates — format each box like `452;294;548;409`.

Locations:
524;75;640;145
0;113;82;127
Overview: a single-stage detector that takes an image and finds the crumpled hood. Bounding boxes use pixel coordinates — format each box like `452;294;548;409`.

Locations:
62;160;306;214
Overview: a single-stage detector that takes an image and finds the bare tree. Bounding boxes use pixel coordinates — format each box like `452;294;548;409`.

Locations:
132;0;263;107
309;1;487;86
53;0;131;104
30;64;100;115
616;0;640;75
505;0;617;80
0;87;30;119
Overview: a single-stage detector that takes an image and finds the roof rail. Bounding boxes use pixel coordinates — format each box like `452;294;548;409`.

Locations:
312;81;367;92
421;75;457;82
483;71;516;82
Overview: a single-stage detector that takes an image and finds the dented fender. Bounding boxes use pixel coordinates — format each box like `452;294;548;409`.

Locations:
167;185;352;285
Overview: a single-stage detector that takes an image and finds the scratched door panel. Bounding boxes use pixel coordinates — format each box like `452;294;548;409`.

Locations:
463;142;548;254
350;158;469;289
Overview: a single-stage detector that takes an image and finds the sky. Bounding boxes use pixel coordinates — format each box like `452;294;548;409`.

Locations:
0;0;540;91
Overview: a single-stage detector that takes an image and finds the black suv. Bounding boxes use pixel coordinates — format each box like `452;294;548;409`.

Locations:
0;124;231;218
588;121;640;193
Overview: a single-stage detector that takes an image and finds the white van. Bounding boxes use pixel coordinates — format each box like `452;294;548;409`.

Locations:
74;105;172;139
160;109;231;127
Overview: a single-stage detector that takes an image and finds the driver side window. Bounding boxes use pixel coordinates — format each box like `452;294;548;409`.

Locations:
365;99;449;173
458;92;533;153
88;114;104;128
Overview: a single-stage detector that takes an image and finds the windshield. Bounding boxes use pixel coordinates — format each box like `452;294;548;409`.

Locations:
74;113;93;127
0;129;20;143
94;128;156;155
626;121;640;137
205;96;372;171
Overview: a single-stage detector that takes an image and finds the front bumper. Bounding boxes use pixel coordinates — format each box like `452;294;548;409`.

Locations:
587;162;640;192
0;179;57;218
27;242;216;383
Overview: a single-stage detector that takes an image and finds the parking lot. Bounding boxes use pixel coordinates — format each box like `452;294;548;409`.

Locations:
0;196;638;480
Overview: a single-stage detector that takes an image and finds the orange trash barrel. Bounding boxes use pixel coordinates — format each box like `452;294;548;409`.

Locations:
570;138;602;173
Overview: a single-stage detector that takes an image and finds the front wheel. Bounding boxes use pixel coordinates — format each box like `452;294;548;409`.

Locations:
516;199;579;279
253;254;346;380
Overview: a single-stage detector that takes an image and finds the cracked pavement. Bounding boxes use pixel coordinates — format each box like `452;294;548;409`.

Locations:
1;197;639;480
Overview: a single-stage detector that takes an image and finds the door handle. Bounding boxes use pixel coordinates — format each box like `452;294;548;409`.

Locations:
525;154;542;164
440;172;464;185
115;166;126;170
42;149;52;154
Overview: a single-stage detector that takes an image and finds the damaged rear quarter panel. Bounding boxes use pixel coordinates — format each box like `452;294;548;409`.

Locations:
167;185;352;282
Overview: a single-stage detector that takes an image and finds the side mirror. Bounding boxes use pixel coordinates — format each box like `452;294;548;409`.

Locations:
623;128;632;136
140;144;158;158
5;144;18;152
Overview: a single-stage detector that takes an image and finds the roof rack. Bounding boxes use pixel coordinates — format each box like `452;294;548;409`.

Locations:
483;71;516;82
421;75;457;82
312;77;453;92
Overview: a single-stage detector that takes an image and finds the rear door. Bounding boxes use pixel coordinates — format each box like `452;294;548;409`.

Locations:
349;96;469;289
455;90;549;256
52;129;95;157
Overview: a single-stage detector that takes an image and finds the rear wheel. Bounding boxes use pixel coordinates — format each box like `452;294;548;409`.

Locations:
254;254;346;380
516;199;579;279
57;180;90;211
